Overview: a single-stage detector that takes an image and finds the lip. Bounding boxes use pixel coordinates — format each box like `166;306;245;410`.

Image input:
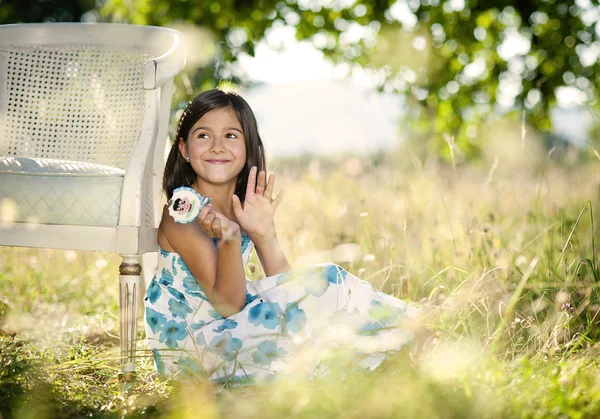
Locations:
205;160;231;164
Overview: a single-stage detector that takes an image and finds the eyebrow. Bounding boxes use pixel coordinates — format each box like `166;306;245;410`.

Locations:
192;126;244;134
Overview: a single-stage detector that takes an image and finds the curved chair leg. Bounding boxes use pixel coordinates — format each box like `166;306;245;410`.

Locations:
119;254;142;381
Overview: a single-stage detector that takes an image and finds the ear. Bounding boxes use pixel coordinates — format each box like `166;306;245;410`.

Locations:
178;138;188;159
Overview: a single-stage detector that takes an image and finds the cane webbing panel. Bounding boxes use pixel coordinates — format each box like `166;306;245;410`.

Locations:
0;46;149;170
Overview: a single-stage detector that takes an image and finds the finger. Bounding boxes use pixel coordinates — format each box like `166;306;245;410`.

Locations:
272;189;285;211
208;210;238;232
264;173;276;198
202;211;215;228
211;217;222;238
201;212;216;234
246;166;257;198
197;205;212;222
232;194;243;218
255;170;266;196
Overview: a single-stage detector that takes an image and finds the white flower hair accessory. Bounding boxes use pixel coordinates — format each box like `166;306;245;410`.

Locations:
167;187;211;224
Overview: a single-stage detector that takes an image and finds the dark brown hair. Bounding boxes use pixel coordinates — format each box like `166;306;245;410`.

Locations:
163;89;266;202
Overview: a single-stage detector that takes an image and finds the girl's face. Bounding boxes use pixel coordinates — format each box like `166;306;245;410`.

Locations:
175;197;191;213
179;107;247;188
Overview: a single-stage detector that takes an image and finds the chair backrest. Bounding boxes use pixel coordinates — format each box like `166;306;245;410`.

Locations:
0;23;181;170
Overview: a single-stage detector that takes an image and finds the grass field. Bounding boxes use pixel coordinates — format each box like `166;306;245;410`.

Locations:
1;147;600;418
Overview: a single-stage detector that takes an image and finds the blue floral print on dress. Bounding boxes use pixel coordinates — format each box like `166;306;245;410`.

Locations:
190;320;206;330
368;299;406;323
158;246;170;258
167;286;187;302
326;264;348;284
358;300;406;335
176;257;191;274
152;348;166;376
171;257;178;277
196;332;207;346
213;318;238;333
207;331;243;361
177;357;205;378
146;278;162;304
211;373;257;386
245;292;258;305
159;319;188;349
275;268;302;286
168;297;193;318
275;266;329;297
302;266;331;297
208;309;224;319
282;302;307;333
252;340;288;366
182;276;208;300
241;235;251;253
176;257;205;298
248;301;282;330
357;321;387;336
144;232;421;384
146;307;167;334
158;268;174;286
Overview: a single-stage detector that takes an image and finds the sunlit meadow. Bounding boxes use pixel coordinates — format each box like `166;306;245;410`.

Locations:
2;128;600;417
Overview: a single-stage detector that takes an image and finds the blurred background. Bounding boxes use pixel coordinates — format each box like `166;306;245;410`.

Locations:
1;0;598;162
3;2;600;417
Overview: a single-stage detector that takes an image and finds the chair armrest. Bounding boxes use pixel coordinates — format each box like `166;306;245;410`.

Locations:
143;35;186;90
118;81;173;231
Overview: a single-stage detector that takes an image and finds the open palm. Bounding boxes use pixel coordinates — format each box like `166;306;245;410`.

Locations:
232;166;284;245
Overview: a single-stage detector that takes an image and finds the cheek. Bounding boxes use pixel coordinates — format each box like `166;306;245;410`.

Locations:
234;142;247;162
188;141;207;155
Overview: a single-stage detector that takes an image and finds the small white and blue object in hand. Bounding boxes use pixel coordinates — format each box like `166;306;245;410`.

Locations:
167;187;212;224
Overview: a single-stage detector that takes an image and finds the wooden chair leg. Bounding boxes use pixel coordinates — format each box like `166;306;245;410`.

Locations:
119;255;142;381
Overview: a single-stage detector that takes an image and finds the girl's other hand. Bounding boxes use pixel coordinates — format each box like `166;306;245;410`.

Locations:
198;205;241;242
232;166;284;246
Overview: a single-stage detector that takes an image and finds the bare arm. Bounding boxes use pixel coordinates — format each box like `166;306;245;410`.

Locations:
254;233;291;277
213;236;246;316
233;167;291;277
159;205;246;317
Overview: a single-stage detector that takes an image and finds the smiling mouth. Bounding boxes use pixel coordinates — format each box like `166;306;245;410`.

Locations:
205;160;231;164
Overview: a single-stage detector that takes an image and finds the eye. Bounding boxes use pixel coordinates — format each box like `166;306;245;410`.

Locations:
198;133;209;139
226;133;238;139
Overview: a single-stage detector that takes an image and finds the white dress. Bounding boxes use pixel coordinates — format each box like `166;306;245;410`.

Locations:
144;235;420;385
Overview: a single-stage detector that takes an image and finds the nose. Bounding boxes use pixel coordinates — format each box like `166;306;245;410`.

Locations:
209;135;226;153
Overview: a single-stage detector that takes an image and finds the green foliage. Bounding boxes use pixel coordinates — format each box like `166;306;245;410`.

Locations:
97;0;599;160
101;0;285;110
1;0;597;159
0;0;95;23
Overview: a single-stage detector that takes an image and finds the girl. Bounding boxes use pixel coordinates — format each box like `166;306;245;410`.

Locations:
144;89;420;384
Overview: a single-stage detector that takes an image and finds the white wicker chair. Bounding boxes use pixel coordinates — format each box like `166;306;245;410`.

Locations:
0;23;185;379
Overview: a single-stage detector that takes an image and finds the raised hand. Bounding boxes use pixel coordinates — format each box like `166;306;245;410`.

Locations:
232;166;284;246
198;205;241;242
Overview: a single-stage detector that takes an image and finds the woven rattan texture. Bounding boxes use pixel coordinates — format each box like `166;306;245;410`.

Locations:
0;46;149;170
